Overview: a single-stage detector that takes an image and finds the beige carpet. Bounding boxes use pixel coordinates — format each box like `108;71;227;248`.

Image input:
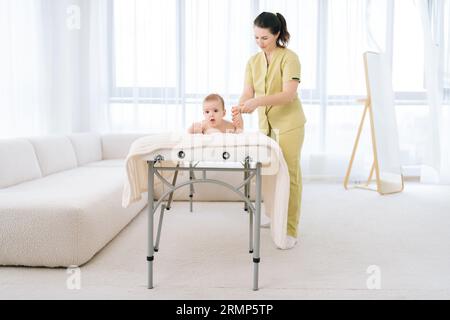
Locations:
1;181;450;300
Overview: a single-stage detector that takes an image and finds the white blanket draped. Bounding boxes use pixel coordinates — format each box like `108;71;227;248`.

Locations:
122;132;290;249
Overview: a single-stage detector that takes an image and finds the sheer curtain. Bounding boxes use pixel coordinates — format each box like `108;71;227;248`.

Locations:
0;0;50;137
109;0;254;133
2;0;449;181
0;0;394;179
109;0;450;181
0;0;110;138
82;0;111;133
445;0;450;104
110;0;178;132
418;0;450;183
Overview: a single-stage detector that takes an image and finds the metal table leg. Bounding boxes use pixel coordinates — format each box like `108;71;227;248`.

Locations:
166;163;180;210
147;161;155;289
247;160;253;254
244;161;249;212
253;162;262;291
154;164;179;252
154;205;166;252
189;164;194;212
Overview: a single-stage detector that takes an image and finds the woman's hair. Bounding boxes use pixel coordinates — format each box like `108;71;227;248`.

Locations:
203;93;225;110
254;12;290;48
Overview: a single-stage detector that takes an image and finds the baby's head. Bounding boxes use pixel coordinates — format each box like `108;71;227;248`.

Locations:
203;94;226;128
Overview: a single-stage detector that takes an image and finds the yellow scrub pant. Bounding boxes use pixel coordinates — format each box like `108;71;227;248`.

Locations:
267;126;305;237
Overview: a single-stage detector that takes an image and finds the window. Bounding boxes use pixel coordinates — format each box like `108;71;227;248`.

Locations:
111;0;449;100
392;0;426;95
110;0;448;139
184;0;252;96
112;0;177;101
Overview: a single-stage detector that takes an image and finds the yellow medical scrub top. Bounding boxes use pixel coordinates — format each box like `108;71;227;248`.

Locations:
245;47;306;134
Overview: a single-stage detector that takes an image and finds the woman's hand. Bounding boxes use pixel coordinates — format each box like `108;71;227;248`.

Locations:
231;106;241;116
240;98;259;114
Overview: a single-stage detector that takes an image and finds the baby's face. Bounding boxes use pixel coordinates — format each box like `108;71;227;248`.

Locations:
203;100;225;127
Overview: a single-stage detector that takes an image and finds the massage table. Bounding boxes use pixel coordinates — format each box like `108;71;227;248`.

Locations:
122;133;289;291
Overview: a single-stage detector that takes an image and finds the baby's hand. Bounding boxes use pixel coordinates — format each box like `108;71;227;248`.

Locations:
233;117;242;128
231;106;243;129
200;120;209;130
231;105;241;123
231;105;241;116
189;121;204;134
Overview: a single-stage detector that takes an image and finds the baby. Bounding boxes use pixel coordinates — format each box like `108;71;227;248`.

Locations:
188;94;243;134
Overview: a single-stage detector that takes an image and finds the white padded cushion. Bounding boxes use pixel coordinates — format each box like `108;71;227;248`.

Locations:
67;133;102;166
0;139;42;188
28;136;78;176
101;134;148;159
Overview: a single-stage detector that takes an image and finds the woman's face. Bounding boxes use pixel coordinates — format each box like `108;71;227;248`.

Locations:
254;26;279;51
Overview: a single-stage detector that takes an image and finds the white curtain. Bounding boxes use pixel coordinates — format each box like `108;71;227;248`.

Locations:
0;0;50;137
0;0;110;138
82;0;111;133
109;0;254;133
0;0;394;180
418;0;450;183
445;0;450;104
2;0;449;181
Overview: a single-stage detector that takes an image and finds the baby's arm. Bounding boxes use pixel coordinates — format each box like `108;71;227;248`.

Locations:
232;110;244;133
222;119;243;134
188;121;205;134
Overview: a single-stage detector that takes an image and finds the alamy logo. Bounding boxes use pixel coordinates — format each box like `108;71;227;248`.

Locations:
366;265;381;290
66;5;81;30
66;266;81;290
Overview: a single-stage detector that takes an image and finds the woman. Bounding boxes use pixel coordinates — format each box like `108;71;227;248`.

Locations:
232;12;306;249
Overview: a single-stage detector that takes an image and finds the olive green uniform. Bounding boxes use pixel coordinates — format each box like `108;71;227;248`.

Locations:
245;47;306;237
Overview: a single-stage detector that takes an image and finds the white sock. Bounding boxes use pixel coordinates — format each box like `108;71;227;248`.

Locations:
260;213;271;228
279;236;298;250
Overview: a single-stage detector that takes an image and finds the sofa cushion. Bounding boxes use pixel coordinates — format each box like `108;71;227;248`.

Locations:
0;139;42;188
0;166;146;267
67;133;102;166
83;159;124;167
28;136;78;176
101;134;147;160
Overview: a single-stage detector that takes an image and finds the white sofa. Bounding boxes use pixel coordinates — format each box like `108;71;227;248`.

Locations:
0;132;255;268
0;133;148;267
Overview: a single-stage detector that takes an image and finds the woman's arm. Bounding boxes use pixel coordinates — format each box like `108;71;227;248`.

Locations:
231;83;254;125
239;84;255;105
240;80;299;113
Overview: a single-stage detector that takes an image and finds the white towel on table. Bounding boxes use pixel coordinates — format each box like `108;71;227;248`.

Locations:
122;132;291;249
